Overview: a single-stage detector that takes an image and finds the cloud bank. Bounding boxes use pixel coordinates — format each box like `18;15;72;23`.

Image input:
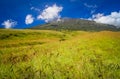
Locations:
37;4;63;22
2;19;17;29
91;11;120;28
25;14;34;25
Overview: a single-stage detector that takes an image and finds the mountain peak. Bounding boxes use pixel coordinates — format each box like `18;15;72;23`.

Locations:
31;18;120;31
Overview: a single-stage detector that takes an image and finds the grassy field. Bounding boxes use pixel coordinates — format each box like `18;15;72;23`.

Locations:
0;29;120;79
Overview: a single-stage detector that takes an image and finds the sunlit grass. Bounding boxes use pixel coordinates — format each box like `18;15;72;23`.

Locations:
0;29;120;79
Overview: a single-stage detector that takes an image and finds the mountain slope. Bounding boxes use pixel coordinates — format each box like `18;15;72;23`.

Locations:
31;18;119;31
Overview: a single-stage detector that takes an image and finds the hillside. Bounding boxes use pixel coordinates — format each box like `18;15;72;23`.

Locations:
0;29;120;79
31;18;120;31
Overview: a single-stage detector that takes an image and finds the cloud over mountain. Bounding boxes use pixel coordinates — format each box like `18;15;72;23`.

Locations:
91;11;120;28
1;19;17;29
37;4;63;22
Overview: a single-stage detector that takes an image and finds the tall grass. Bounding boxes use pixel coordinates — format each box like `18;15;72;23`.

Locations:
0;29;120;79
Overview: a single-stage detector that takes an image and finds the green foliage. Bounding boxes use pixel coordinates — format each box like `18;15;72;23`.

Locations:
0;29;120;79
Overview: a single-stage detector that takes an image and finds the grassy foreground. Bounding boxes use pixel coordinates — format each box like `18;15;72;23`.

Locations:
0;29;120;79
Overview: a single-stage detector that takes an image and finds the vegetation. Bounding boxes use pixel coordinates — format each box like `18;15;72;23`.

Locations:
31;18;120;31
0;29;120;79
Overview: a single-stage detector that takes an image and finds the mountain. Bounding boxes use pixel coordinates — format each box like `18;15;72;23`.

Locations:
31;18;120;31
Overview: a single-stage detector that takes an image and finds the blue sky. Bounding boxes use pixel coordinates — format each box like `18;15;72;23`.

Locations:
0;0;120;29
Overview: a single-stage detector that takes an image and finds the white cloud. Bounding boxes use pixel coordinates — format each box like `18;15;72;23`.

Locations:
91;11;120;28
92;13;104;18
25;14;34;25
37;4;63;22
1;19;17;29
84;3;97;8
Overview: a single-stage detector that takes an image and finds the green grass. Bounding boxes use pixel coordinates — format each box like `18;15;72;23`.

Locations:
0;29;120;79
